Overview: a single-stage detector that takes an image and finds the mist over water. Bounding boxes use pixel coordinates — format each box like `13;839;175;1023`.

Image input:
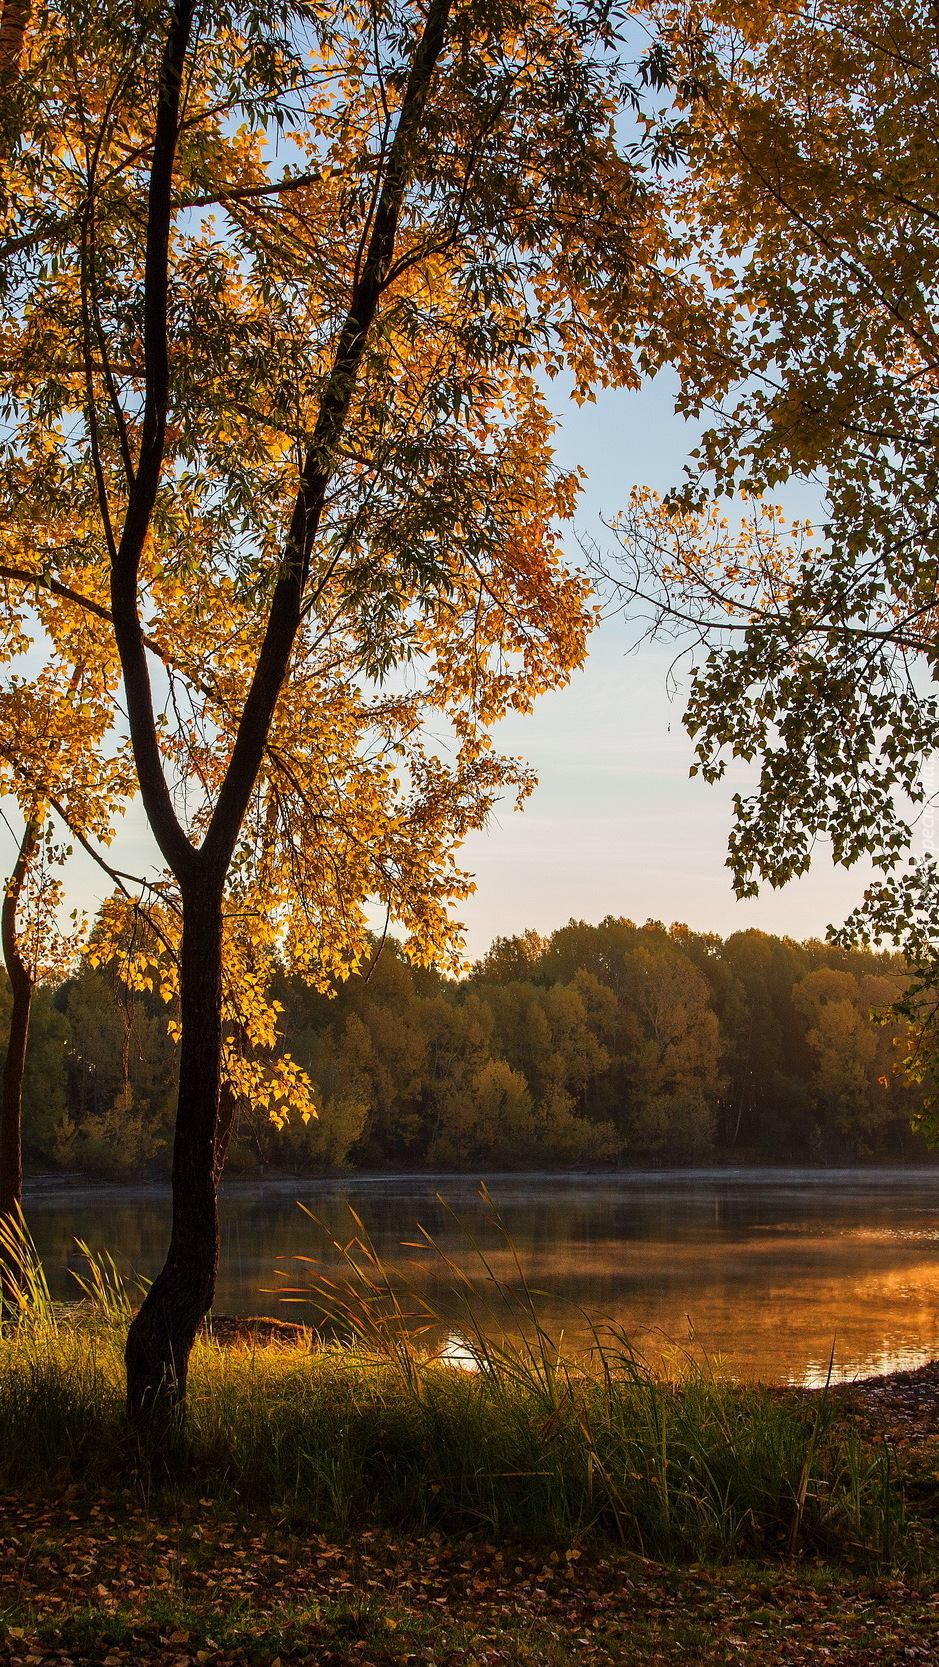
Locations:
23;1168;939;1386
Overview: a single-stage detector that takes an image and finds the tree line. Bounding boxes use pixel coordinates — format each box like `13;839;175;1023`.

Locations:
7;918;927;1177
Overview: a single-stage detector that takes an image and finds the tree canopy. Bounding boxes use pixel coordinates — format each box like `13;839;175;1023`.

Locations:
608;0;939;1124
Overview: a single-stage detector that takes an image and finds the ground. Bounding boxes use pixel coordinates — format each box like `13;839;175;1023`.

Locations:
0;1350;937;1666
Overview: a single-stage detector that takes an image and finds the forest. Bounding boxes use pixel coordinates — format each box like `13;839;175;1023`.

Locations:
8;917;928;1178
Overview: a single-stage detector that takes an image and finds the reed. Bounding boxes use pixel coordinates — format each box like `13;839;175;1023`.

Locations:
0;1202;905;1564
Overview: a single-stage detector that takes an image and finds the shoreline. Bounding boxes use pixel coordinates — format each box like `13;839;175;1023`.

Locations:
20;1169;939;1394
21;1160;939;1201
200;1314;939;1418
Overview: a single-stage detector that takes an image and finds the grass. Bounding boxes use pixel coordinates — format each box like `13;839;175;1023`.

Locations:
0;1205;935;1665
0;1198;908;1566
0;1320;904;1561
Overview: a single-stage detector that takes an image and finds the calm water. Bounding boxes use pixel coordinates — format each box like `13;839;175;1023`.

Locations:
21;1168;939;1386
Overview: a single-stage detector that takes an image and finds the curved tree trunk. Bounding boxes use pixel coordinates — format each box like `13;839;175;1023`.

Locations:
125;878;223;1418
0;818;39;1207
0;952;30;1220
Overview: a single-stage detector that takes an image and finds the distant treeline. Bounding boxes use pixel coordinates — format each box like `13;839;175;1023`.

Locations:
2;919;931;1177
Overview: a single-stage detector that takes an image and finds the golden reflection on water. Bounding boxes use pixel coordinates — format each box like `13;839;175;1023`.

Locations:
385;1234;939;1386
22;1171;939;1386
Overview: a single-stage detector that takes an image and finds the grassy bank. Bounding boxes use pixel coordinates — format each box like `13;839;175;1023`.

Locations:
0;1328;934;1667
0;1313;906;1566
0;1208;913;1564
0;1221;935;1665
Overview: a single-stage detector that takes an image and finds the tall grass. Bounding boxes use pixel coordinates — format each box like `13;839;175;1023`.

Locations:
0;1203;59;1327
0;1199;904;1563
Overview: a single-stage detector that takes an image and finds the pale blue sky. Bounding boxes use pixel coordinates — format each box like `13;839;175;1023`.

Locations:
451;372;880;959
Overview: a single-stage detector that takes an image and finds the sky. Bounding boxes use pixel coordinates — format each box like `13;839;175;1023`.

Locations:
0;368;889;963
450;372;884;959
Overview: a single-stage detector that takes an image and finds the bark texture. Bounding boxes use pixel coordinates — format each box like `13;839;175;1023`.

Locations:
0;0;29;91
0;818;39;1305
125;881;223;1416
0;961;29;1224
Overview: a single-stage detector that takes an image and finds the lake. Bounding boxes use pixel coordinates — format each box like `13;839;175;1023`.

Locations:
21;1167;939;1386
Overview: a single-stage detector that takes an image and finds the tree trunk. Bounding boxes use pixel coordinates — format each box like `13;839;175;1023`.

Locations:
0;816;39;1307
125;876;223;1420
0;957;31;1310
0;826;38;1220
0;954;30;1222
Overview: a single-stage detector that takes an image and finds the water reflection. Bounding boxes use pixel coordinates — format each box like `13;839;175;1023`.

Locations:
21;1168;939;1386
438;1335;480;1371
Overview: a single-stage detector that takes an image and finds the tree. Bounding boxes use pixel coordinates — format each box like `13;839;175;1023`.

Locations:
790;967;912;1156
618;935;721;1158
607;0;939;1124
3;0;679;1415
0;599;130;1240
455;973;618;1161
1;819;68;1221
430;1056;535;1166
709;930;814;1156
470;917;724;1157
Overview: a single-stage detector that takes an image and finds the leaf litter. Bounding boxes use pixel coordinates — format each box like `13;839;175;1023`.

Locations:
0;1469;938;1666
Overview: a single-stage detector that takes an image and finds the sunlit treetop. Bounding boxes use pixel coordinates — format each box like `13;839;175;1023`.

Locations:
0;0;698;1138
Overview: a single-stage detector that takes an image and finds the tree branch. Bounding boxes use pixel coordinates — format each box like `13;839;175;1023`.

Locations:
48;793;177;912
109;0;200;885
201;0;455;879
179;170;321;209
